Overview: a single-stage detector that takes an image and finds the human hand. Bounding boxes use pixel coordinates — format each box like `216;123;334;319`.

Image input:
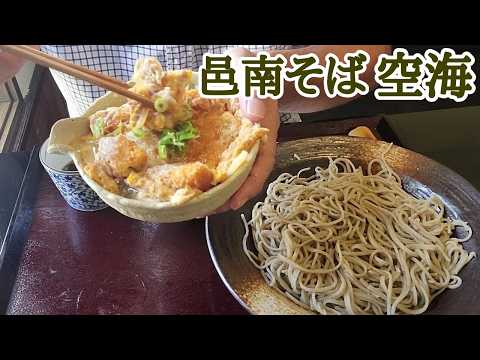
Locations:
0;47;32;84
212;47;280;214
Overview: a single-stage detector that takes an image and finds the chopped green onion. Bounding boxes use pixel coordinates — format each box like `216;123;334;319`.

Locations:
132;127;146;139
92;118;105;138
173;141;186;153
156;121;199;159
158;129;176;145
154;97;168;113
176;120;198;142
157;143;168;160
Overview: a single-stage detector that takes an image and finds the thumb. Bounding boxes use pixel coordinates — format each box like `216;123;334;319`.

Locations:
226;47;253;65
239;97;267;123
0;51;25;84
226;48;267;123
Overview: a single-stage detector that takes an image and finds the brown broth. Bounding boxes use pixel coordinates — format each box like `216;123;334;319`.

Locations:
62;161;77;172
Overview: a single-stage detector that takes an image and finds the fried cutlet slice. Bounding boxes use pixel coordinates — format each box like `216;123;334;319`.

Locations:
97;135;147;178
84;162;120;194
126;162;214;202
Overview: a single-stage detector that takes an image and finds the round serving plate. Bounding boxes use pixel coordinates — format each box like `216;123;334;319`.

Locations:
206;136;480;315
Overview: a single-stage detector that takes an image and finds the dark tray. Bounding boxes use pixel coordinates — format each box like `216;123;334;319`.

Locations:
385;106;480;191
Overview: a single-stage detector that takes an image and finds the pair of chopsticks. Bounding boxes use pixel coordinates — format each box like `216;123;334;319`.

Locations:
0;45;155;109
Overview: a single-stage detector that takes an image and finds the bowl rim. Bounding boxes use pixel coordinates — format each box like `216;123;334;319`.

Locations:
40;138;79;175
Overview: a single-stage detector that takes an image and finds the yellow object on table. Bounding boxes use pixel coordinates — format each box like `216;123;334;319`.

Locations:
348;126;377;140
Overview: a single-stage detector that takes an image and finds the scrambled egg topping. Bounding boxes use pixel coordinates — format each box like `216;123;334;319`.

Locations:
81;57;268;203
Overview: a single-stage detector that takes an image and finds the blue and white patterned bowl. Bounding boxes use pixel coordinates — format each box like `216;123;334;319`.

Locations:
39;138;108;212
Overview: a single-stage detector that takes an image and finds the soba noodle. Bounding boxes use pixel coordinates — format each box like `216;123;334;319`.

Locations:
242;145;475;315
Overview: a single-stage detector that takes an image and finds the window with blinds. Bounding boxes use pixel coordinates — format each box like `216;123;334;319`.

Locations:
0;62;34;153
0;79;21;152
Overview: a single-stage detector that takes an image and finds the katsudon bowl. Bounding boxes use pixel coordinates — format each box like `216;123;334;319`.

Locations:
47;73;262;223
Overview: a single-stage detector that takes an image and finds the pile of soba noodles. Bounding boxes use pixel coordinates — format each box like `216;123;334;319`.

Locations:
242;145;475;315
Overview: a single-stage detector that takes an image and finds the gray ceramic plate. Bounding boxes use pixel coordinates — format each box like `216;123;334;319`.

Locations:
206;136;480;315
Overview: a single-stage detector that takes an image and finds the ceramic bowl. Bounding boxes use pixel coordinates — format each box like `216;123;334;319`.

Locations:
47;74;260;223
39;138;108;211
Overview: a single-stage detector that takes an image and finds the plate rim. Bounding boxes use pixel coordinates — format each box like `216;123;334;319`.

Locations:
205;216;255;315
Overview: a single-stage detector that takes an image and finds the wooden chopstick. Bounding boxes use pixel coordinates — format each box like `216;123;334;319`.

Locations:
0;45;154;109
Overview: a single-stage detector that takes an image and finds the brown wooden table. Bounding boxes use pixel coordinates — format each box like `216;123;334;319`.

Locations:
7;116;393;315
